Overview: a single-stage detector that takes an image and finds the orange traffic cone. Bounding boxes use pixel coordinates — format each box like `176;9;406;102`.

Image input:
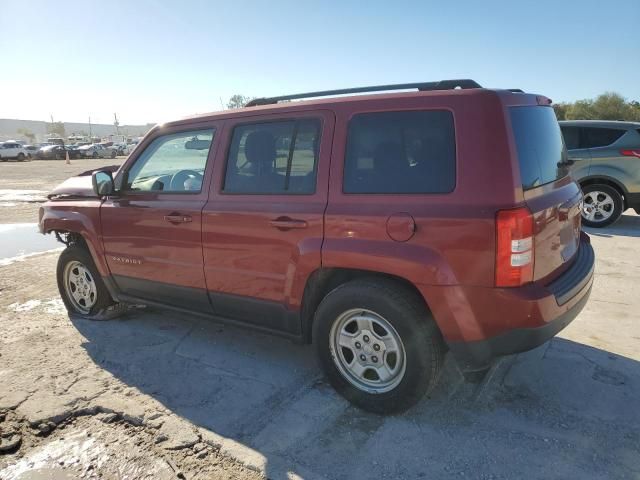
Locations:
65;149;70;165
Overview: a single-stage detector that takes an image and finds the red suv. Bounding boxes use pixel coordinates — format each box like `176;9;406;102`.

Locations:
39;80;594;413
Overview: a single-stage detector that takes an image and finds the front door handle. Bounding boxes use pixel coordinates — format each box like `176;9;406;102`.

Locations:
164;213;192;224
269;217;308;230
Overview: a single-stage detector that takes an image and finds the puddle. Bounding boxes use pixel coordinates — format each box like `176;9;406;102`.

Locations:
0;190;47;203
1;427;176;480
7;298;66;314
0;224;62;266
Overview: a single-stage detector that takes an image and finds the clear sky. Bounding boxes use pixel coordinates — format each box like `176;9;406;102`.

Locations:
1;0;638;125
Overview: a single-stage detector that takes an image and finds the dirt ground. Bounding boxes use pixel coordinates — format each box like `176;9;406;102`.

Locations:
0;160;639;479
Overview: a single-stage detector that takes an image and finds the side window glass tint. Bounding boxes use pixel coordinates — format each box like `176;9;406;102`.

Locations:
343;110;456;194
224;119;319;194
126;129;214;193
561;126;580;150
581;128;625;148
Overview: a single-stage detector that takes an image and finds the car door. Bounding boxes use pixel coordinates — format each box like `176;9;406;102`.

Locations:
560;126;591;180
202;110;334;335
100;122;220;312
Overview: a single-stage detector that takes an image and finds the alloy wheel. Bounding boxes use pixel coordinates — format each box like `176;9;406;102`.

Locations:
583;190;615;223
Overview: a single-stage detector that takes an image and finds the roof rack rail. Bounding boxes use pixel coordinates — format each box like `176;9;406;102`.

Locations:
245;79;482;107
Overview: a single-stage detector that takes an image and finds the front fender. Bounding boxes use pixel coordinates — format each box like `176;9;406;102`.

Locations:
39;200;108;276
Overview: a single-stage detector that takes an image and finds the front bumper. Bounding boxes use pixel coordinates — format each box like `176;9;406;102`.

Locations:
442;234;595;371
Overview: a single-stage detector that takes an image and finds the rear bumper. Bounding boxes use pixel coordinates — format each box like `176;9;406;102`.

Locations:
430;234;595;371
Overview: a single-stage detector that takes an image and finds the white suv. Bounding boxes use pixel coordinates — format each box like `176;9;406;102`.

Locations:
0;141;29;161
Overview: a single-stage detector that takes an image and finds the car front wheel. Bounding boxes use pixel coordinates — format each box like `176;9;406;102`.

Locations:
57;245;117;318
313;278;445;414
581;184;623;228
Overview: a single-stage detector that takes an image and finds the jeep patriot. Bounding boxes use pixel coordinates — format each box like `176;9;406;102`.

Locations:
39;79;595;413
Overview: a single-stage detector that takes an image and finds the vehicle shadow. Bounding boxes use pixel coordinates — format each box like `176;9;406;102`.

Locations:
584;212;640;238
72;310;640;479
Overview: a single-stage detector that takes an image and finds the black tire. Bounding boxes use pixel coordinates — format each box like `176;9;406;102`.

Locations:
581;183;623;228
57;244;116;318
92;151;98;159
111;150;117;158
313;278;445;414
17;153;25;161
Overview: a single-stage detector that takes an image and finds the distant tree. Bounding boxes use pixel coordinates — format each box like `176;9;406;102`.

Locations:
566;99;596;120
16;128;36;143
47;121;66;138
552;102;569;121
227;94;254;109
629;100;640;121
563;92;639;121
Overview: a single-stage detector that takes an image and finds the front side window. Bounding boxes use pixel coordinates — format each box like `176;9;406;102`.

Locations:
223;119;319;194
126;129;214;193
343;110;456;194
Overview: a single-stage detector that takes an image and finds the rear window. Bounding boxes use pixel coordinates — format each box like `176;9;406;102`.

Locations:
343;110;456;194
581;127;625;148
510;106;568;191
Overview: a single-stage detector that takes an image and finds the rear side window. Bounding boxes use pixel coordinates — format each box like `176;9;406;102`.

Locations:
343;110;456;194
223;119;319;194
581;128;625;148
510;106;568;191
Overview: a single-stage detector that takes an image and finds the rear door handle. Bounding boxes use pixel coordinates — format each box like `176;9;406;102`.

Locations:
164;213;192;224
269;217;308;230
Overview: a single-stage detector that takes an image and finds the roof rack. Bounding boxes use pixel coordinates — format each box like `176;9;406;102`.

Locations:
245;79;482;107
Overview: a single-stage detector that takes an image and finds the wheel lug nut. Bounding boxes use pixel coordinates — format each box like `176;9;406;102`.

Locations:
359;354;366;361
363;335;370;343
355;341;361;349
372;356;378;363
373;344;380;351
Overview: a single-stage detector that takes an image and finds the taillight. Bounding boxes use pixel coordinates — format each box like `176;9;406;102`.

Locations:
496;207;534;287
621;149;640;158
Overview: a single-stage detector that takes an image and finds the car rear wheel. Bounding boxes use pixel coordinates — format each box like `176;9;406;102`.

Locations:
57;245;117;318
581;184;623;228
111;149;117;158
313;278;445;414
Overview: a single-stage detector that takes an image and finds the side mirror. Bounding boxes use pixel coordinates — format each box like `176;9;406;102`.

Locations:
92;170;115;196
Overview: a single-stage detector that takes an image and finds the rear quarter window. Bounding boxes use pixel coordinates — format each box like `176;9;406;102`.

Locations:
510;106;568;191
343;110;456;194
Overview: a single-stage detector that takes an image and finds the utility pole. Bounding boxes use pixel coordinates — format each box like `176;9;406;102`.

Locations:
88;116;92;139
114;113;120;135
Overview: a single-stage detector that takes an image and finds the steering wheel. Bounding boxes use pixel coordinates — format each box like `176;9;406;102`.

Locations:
169;169;203;191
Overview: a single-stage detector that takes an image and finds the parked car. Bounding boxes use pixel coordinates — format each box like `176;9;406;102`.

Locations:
0;141;29;161
40;80;594;413
112;142;130;156
559;120;640;227
78;143;117;159
36;145;81;160
23;145;39;158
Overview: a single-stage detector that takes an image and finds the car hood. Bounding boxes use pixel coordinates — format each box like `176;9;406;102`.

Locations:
47;165;120;199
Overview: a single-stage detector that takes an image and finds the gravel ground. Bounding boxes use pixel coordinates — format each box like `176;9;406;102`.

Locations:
0;160;638;479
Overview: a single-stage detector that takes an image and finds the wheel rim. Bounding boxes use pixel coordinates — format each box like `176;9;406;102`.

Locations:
329;308;407;394
63;260;97;314
583;191;615;223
